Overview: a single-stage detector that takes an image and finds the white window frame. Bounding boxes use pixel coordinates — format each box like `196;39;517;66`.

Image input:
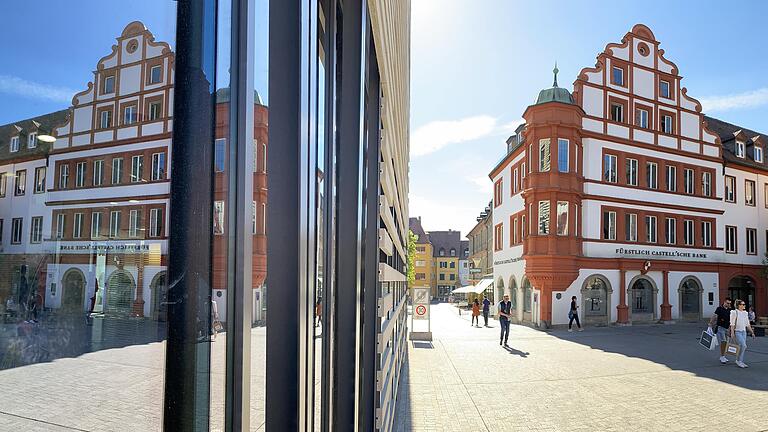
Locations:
61;164;71;189
75;161;86;188
100;109;112;129
702;221;711;247
684;168;694;194
14;169;26;196
151;152;166;181
56;213;65;239
626;158;638;186
10;136;20;153
149;65;162;84
637;108;648;128
745;180;755;206
112;158;123;185
646;162;658;189
109;210;120;238
73;213;83;239
665;217;676;245
148;101;162;121
666;165;677;192
539;138;551;172
538;200;550;235
91;212;102;239
150;208;162;238
123;105;137;125
11;218;22;244
755;146;763;163
702;172;711;197
28;132;37;149
683;219;694;246
34;167;46;193
93;160;104;186
660;80;671;99
625;213;637;242
131;155;144;183
746;228;757;255
604;154;617;183
736;141;745;158
646;215;657;243
30;216;43;244
103;75;115;94
612;66;624;86
129;209;140;238
604;211;616;240
725;176;735;202
0;173;6;197
610;103;624;123
725;226;737;253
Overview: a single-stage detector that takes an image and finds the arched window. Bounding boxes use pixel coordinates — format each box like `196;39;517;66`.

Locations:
523;278;532;312
582;275;610;317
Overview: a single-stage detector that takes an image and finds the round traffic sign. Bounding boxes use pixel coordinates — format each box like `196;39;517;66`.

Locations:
415;305;427;316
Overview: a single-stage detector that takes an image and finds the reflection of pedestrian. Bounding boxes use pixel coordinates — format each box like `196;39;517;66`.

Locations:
498;295;512;347
26;293;39;323
471;299;480;327
482;296;490;327
211;300;221;341
315;297;322;327
568;295;582;332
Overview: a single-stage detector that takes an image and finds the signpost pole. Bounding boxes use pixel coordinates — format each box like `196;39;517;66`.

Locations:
409;286;432;341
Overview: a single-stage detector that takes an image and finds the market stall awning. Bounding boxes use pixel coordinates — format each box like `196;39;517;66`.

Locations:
453;278;493;294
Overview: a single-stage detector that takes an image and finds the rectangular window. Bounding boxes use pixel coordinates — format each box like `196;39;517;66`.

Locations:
131;155;144;182
129;210;140;238
214;201;225;235
30;216;42;244
91;212;102;239
665;217;676;245
636;108;649;129
14;169;26;196
683;219;694;246
556;201;568;236
735;142;745;158
215;138;226;172
625;213;637;242
646;162;658;189
150;208;163;238
10;136;19;152
745;180;755;206
661;114;673;134
659;80;671;99
0;219;3;244
513;168;518;194
123;105;137;125
603;211;616;240
521;162;526;179
56;213;65;239
149;65;162;84
0;173;6;197
100;109;113;129
521;215;526;239
34;167;45;193
626;158;638;186
612;66;624;86
755;147;764;163
11;218;22;244
747;228;757;255
538;201;550;235
103;75;115;94
261;203;266;235
494;179;503;207
726;226;737;253
645;215;657;243
151;152;166;181
439;274;445;281
512;217;518;244
702;221;712;247
539;138;551;172
666;165;677;192
112;158;123;185
109;210;121;238
684;169;694;194
494;223;503;251
610;103;624;123
73;213;83;239
148;101;162;121
604;154;617;183
702;172;711;197
252;201;257;234
93;160;104;186
59;164;69;189
28;132;37;149
75;161;86;188
557;138;568;173
724;176;735;202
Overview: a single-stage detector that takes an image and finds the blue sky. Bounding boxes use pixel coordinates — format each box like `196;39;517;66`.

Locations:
2;2;768;238
409;0;768;236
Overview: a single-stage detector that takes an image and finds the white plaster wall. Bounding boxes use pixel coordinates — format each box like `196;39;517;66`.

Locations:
583;118;603;133
680;140;699;153
634;129;653;144
117;126;139;140
102;51;118;69
94;131;113;143
147;42;165;58
680;93;698;111
582;86;603;117
632;39;654;68
585;69;602;86
73;107;93;133
609;45;630;61
680;112;699;140
721;167;768;266
72;134;91;147
632;67;654;99
119;65;142;95
703;145;719;157
0;159;50;255
607;123;629;139
141;122;164;136
657;56;675;74
551;269;622;325
658;134;677;149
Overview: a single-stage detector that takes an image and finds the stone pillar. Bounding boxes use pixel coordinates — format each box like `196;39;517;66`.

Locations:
617;268;629;324
660;270;672;322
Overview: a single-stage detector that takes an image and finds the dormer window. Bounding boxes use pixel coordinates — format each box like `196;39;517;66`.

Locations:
755;146;763;163
28;132;37;149
611;66;625;87
10;136;19;152
103;75;115;94
735;141;745;158
659;80;671;99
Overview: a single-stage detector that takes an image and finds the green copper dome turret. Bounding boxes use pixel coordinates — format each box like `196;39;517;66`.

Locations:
534;62;574;105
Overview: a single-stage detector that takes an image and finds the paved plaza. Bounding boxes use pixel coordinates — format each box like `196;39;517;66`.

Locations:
395;303;768;432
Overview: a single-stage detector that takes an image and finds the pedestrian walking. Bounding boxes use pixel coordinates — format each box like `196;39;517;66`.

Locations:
211;299;222;341
748;306;756;325
482;296;490;327
568;295;582;332
730;299;756;368
498;295;512;347
471;298;480;327
315;297;323;327
708;297;732;364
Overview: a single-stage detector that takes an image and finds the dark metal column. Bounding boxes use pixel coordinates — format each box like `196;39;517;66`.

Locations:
164;0;217;430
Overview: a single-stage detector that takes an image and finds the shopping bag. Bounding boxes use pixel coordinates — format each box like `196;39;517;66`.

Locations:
725;341;741;357
699;330;717;350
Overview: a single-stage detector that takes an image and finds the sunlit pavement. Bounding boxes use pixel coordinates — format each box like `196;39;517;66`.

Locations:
395;303;768;432
0;323;267;432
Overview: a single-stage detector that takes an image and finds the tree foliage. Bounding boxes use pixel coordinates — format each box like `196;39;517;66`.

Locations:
407;229;418;285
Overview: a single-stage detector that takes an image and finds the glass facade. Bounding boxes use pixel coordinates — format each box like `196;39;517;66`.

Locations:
0;1;409;431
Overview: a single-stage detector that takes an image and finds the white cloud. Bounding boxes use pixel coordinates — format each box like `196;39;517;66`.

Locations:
498;119;525;134
411;115;497;157
409;193;479;236
700;87;768;113
0;75;77;104
467;175;492;195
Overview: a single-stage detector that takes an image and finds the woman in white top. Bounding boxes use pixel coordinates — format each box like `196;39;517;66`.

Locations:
729;299;756;368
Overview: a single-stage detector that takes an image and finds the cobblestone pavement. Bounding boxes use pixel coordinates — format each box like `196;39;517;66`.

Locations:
395;303;768;432
0;321;266;432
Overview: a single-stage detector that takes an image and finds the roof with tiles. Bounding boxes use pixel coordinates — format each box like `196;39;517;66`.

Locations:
427;230;461;258
0;110;69;164
704;116;768;172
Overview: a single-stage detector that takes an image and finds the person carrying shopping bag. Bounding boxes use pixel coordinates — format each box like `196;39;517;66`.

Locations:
729;299;756;368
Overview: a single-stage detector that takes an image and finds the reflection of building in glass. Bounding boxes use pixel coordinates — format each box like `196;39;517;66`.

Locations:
0;21;268;323
490;24;768;328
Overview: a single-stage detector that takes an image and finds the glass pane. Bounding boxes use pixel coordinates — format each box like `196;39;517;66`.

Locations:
0;5;176;430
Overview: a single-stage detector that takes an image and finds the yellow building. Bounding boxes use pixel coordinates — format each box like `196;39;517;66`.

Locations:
409;217;434;296
428;230;462;300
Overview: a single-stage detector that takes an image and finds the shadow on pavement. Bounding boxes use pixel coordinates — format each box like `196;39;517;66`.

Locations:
412;341;433;349
503;345;529;357
548;322;768;391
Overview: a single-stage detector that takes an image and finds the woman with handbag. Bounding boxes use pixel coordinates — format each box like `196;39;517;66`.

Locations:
471;298;481;327
730;299;756;368
568;296;582;332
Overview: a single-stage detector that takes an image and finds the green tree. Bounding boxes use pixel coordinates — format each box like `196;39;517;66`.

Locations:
407;229;417;285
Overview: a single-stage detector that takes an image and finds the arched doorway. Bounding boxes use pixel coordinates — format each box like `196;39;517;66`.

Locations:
151;272;168;321
581;275;612;325
629;276;656;321
728;276;756;313
106;271;136;315
679;277;702;321
522;277;532;322
62;269;85;313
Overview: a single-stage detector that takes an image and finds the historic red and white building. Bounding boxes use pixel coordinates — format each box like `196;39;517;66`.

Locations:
0;22;267;322
490;24;767;327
